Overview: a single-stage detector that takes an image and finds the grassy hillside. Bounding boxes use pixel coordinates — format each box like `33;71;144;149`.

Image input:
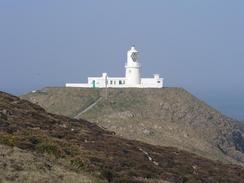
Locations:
1;91;244;183
23;88;101;117
0;144;102;183
22;87;244;165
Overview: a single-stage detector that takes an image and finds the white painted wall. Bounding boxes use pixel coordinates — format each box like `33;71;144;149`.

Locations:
125;47;141;85
65;46;164;88
65;83;90;87
141;78;163;88
66;76;163;88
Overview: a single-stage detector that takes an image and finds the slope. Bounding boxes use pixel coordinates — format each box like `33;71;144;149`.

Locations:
1;90;244;183
21;87;244;165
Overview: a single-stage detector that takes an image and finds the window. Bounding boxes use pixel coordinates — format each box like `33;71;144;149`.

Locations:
119;80;122;85
114;81;116;85
110;80;113;85
157;81;161;83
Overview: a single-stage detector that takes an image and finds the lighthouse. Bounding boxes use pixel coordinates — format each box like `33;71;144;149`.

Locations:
65;46;164;88
125;46;141;86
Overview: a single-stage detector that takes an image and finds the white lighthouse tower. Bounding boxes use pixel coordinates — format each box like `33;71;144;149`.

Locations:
65;45;164;88
125;46;141;86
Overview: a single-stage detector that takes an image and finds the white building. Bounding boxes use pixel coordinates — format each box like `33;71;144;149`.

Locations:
65;46;164;88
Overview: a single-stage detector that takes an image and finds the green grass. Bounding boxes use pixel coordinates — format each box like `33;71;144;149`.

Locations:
22;87;102;117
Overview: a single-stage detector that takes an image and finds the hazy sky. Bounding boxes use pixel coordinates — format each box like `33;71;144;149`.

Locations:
0;1;243;120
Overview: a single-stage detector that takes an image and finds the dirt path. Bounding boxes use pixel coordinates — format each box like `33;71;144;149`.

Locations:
74;97;103;119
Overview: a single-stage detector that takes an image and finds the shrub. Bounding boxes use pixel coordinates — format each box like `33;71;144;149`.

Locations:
70;157;87;171
101;169;114;183
0;133;16;146
35;138;60;157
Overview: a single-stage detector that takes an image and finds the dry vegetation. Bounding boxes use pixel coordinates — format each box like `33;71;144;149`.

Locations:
0;144;102;183
22;87;244;165
1;91;244;182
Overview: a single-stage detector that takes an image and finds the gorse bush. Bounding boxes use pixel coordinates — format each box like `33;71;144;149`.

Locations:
0;128;82;159
70;157;87;171
35;139;60;156
0;133;16;146
24;131;62;157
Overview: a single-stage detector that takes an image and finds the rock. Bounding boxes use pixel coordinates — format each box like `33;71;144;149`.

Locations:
143;129;150;135
143;129;154;136
153;161;159;166
0;111;8;120
20;87;244;165
109;111;135;119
